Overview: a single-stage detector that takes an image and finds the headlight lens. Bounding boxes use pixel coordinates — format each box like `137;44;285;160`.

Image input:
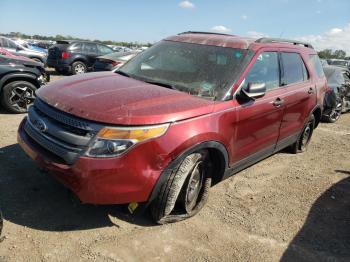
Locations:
85;124;169;157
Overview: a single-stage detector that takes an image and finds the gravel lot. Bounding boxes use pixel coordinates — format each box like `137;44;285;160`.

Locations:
0;70;350;261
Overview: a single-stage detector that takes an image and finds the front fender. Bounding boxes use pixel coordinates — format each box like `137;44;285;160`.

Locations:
147;139;229;205
0;72;39;92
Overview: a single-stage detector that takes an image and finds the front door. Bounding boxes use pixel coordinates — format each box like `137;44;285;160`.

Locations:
232;50;284;166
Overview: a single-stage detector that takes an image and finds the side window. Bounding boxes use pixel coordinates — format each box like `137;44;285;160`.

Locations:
69;43;82;52
97;44;113;55
281;52;308;85
83;43;97;54
243;52;280;91
0;38;4;47
309;54;325;78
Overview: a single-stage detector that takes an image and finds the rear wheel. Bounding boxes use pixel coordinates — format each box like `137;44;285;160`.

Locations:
290;114;315;153
1;81;37;113
151;151;212;224
71;61;87;75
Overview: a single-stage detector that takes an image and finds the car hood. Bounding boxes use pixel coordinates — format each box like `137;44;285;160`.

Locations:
36;72;215;125
0;54;43;67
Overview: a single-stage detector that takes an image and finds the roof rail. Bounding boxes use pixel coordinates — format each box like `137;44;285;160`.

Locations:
255;37;314;49
178;31;235;37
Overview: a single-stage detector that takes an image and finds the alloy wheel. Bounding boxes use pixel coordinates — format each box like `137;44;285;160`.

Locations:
9;85;36;111
183;160;204;213
74;64;86;74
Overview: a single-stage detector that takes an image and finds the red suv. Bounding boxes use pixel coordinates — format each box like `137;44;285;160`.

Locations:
17;32;326;224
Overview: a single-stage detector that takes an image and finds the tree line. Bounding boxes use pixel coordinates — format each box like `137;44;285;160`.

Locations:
318;49;349;60
1;31;153;48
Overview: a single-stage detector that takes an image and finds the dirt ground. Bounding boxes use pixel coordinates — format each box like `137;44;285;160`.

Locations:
0;70;350;261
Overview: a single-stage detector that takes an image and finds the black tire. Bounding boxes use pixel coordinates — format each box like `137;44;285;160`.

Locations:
322;97;343;123
0;208;2;238
71;61;87;75
290;114;315;154
151;151;212;224
1;81;37;113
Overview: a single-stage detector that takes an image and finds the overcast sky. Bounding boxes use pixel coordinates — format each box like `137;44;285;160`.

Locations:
1;0;349;53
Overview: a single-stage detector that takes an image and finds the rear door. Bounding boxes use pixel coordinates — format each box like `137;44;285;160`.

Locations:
232;50;285;164
82;43;98;66
275;50;315;150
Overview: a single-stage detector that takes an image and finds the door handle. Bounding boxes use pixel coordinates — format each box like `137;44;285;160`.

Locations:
271;98;284;107
308;87;315;94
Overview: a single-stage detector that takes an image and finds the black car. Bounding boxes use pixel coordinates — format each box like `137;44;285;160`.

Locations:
93;50;140;72
47;40;114;75
322;66;350;122
0;54;49;113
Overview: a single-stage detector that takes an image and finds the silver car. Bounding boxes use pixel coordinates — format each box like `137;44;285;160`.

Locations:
0;36;47;63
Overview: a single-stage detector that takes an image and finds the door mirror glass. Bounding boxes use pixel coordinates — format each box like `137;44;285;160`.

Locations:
241;82;266;99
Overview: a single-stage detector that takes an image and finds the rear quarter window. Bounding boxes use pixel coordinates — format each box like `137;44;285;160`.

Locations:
69;43;82;52
281;52;308;85
309;54;325;78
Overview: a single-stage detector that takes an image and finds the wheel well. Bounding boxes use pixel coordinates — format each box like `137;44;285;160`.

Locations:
1;77;39;93
71;59;87;66
207;147;227;186
312;107;322;128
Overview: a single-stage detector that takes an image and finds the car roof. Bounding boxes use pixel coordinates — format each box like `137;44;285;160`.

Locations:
56;40;105;45
166;32;316;53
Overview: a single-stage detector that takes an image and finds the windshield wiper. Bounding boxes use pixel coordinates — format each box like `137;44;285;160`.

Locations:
145;80;178;90
115;70;131;78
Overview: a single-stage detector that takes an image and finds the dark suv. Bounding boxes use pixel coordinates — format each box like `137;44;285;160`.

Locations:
0;54;49;113
47;40;114;75
18;32;326;224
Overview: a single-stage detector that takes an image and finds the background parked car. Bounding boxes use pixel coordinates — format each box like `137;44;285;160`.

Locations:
322;66;350;122
0;37;47;64
47;40;114;75
320;59;329;67
93;50;140;71
108;45;132;52
327;59;350;70
0;54;49;113
0;47;32;60
13;39;48;55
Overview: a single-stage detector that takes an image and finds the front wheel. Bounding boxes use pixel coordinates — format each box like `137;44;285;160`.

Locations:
1;81;37;113
151;151;212;224
290;114;315;153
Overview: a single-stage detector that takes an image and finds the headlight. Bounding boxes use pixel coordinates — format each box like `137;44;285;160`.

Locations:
85;124;169;157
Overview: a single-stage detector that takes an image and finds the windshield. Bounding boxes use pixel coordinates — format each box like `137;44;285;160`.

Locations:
118;40;253;100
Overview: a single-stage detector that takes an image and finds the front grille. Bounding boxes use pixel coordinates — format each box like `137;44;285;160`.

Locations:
25;99;104;164
34;99;92;130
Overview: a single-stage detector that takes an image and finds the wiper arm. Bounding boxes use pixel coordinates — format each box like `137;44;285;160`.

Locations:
115;70;131;78
145;80;177;90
